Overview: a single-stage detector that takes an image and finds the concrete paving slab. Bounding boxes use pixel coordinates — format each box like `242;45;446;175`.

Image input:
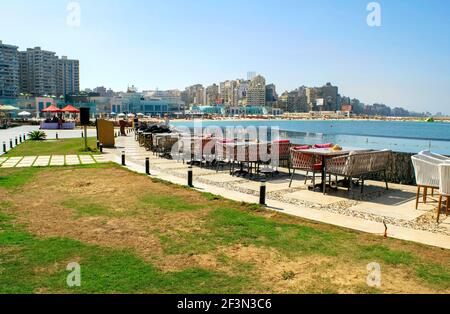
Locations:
16;156;37;168
200;173;248;183
1;157;23;168
235;180;292;192
65;155;80;165
50;155;65;166
92;155;108;163
79;155;95;164
284;189;349;205
153;162;190;170
0;157;8;165
33;156;50;167
171;167;216;177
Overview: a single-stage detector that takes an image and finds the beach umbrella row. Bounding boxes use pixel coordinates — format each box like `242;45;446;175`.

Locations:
41;104;80;113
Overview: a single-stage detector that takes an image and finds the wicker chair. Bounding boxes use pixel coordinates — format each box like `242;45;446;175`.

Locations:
437;164;450;223
326;150;391;196
411;154;440;209
289;148;322;188
187;137;216;167
271;140;291;173
160;135;179;158
215;140;235;172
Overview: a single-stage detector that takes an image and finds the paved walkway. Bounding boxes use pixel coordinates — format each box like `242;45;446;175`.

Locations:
0;154;108;168
103;133;450;250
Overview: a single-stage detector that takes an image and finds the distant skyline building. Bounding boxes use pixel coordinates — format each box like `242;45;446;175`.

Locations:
247;75;266;107
205;83;219;105
0;40;81;97
0;40;20;97
219;80;240;107
265;83;277;107
19;47;58;96
184;84;205;105
320;82;339;111
57;56;80;96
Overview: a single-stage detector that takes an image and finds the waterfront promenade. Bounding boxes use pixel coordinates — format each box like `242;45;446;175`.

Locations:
1;129;448;249
102;132;450;250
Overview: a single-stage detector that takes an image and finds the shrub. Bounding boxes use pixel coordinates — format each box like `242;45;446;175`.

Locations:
28;131;47;141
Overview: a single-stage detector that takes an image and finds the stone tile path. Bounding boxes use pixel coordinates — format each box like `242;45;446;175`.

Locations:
0;155;107;168
103;133;450;250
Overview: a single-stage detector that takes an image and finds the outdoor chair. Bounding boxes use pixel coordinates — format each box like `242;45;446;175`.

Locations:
215;139;235;172
411;154;440;209
161;136;179;159
289;148;322;188
437;164;450;223
230;144;256;176
271;140;291;174
419;151;450;162
326;150;391;197
416;153;450;198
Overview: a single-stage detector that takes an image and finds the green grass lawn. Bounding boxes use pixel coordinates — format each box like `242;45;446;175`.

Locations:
0;164;449;294
4;137;99;156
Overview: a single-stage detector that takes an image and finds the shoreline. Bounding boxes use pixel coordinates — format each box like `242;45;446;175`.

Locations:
166;116;450;124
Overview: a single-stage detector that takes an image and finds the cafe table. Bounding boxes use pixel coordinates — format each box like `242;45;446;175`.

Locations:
295;147;370;194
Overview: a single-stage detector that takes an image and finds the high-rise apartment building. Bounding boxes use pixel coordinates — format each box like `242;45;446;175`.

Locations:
219;80;240;106
277;88;308;113
247;75;266;106
265;84;277;107
184;84;205;105
0;40;20;97
17;46;79;97
19;47;58;96
205;84;219;105
305;87;317;110
57;56;80;96
320;82;339;111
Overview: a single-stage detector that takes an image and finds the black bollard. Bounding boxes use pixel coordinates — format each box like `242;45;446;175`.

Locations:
96;140;100;149
99;143;103;153
2;142;6;153
81;131;84;138
9;139;13;149
15;137;18;146
259;179;267;206
188;166;193;187
56;132;59;140
23;133;26;141
19;135;22;143
121;151;126;166
145;157;150;175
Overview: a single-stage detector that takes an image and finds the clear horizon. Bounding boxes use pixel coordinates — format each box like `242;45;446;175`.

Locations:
1;0;449;114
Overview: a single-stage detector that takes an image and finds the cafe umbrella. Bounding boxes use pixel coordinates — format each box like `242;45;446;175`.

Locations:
18;111;31;117
60;104;80;119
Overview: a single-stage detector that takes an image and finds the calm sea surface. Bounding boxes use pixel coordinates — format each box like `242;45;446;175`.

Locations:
171;120;450;155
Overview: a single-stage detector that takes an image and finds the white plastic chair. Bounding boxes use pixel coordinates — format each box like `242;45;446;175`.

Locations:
419;151;450;163
411;155;440;209
437;164;450;222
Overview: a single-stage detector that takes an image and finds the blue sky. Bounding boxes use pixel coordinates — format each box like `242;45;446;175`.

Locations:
1;0;449;113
